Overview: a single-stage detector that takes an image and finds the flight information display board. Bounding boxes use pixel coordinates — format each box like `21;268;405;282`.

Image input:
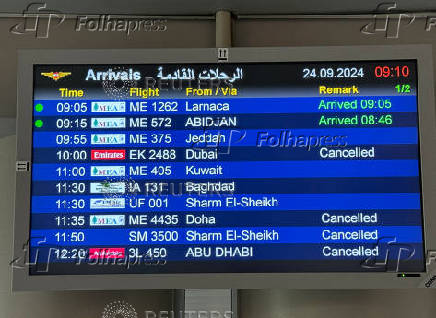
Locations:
28;59;425;276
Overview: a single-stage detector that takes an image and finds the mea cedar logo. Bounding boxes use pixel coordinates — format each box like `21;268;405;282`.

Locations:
91;101;126;113
91;117;126;129
91;149;126;160
89;215;125;226
89;248;125;259
91;134;125;145
41;71;71;81
90;166;126;177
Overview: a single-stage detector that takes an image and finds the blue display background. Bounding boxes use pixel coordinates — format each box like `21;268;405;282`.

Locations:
29;61;425;274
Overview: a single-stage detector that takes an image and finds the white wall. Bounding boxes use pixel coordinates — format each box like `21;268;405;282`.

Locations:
239;289;436;318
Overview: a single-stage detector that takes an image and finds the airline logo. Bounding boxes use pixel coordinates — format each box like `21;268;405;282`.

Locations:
90;166;125;177
90;182;126;194
91;117;126;129
89;215;125;226
41;71;71;81
91;134;125;145
91;149;126;160
91;101;125;113
90;198;125;209
89;248;125;259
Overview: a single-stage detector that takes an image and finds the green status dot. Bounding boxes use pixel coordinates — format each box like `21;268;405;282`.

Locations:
35;104;43;112
34;120;43;128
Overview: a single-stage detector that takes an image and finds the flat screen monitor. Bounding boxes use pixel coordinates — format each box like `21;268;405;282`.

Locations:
13;46;436;290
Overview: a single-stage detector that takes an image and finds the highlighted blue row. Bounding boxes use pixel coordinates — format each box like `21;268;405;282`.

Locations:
28;243;425;263
33;96;417;116
29;225;423;246
29;209;424;229
32;112;417;131
31;193;422;213
32;127;419;148
31;160;420;181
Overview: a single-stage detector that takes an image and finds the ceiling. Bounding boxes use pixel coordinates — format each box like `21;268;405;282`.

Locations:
1;0;436;16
